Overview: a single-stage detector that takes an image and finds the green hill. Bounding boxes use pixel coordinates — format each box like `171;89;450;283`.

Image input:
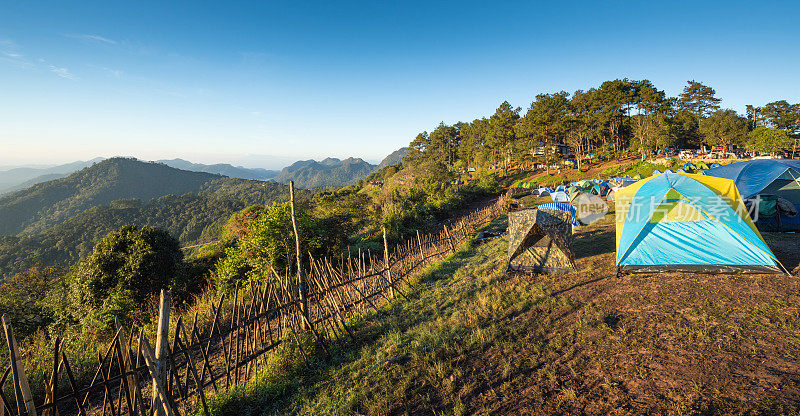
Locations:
0;157;234;235
0;158;303;277
376;147;408;170
275;157;376;188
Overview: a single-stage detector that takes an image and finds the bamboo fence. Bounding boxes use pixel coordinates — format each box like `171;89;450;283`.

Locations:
0;197;505;416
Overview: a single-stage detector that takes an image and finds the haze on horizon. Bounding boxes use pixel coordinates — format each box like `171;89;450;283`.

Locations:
1;0;799;167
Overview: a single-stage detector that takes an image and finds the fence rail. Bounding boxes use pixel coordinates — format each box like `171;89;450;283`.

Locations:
0;197;506;416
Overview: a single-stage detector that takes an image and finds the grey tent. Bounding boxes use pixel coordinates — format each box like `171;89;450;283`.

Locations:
507;209;577;273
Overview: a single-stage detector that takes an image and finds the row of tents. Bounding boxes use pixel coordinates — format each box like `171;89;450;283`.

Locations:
521;160;800;231
509;160;800;275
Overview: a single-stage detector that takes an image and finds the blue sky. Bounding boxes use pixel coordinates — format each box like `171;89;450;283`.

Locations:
1;1;798;168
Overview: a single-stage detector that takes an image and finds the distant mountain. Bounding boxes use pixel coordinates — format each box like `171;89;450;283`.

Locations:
0;158;305;277
227;154;299;171
1;173;70;194
275;157;376;188
0;158;105;194
156;158;278;180
0;157;276;236
377;147;409;170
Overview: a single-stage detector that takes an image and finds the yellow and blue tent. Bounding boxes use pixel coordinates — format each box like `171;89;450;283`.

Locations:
615;173;787;274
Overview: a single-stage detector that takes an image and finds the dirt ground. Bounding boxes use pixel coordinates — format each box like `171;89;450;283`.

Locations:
469;218;800;415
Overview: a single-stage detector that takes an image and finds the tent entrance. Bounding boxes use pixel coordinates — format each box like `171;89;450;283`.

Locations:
507;209;576;274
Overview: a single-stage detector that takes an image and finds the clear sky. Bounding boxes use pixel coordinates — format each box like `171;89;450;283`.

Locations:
1;0;798;168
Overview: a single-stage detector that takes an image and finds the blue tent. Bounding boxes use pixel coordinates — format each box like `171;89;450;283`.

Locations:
591;183;610;196
704;160;800;231
609;177;638;190
652;169;662;175
710;163;721;168
683;162;695;170
556;184;567;192
616;173;786;274
664;169;674;174
677;168;686;173
538;202;580;227
537;187;553;197
550;190;570;202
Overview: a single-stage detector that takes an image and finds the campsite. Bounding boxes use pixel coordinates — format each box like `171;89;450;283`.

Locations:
209;164;800;415
510;158;800;276
3;3;800;412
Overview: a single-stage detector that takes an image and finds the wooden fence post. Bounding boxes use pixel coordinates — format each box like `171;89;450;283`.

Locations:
2;314;37;416
416;230;424;261
114;317;138;414
140;333;175;416
382;227;394;299
289;181;311;330
152;289;171;416
443;224;456;253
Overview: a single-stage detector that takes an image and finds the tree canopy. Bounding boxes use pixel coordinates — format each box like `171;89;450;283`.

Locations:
59;225;185;330
401;79;798;169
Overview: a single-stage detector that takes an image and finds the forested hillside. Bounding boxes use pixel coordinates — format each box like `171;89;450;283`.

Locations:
0;158;236;235
275;157;376;188
0;159;304;277
377;147;409;169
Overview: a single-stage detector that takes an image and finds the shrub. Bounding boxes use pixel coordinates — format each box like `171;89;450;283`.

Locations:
56;225;185;331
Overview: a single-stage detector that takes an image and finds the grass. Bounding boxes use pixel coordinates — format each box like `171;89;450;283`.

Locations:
201;215;800;416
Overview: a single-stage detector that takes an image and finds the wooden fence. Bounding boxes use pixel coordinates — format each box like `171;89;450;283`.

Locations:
0;198;505;416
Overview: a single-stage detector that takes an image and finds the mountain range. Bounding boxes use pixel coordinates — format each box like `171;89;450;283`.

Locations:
0;147;407;194
156;158;279;181
273;148;408;189
0;157;300;276
0;148;407;276
274;157;376;188
0;158;105;194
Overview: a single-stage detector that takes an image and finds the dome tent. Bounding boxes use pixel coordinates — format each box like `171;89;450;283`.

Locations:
591;183;610;196
704;160;800;231
538;202;580;227
615;173;787;274
507;209;577;273
568;185;579;195
550;190;570;202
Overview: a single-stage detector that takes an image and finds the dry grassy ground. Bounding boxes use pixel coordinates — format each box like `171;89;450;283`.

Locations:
205;211;800;416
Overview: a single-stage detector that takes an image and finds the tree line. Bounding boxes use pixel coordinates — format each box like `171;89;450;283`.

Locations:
406;79;800;171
